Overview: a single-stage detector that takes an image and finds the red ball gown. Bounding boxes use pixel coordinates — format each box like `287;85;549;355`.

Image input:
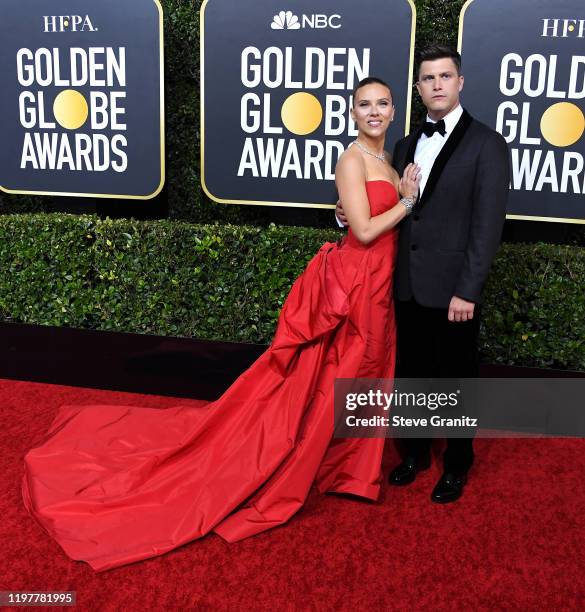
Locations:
22;181;399;571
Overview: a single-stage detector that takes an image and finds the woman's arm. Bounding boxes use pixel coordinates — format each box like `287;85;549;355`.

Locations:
335;154;420;245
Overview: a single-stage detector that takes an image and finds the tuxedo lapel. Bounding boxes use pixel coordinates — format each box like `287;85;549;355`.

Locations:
405;126;422;168
417;109;473;209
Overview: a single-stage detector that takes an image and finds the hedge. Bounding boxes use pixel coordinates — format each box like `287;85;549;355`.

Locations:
0;214;583;371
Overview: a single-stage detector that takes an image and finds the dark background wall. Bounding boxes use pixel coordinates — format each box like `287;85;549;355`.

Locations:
1;0;583;246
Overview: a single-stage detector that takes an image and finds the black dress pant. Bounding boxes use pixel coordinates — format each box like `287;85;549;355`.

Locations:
395;298;480;473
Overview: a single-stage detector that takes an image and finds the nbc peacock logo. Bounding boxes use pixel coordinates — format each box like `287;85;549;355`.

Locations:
271;11;300;30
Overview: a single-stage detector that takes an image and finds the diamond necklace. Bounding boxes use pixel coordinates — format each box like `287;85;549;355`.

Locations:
352;139;385;162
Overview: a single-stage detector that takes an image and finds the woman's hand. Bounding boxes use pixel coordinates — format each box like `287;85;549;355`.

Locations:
399;163;422;199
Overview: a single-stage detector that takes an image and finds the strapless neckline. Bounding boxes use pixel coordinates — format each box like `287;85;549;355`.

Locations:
365;179;397;191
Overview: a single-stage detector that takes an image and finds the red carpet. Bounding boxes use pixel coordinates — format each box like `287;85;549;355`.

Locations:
1;378;584;610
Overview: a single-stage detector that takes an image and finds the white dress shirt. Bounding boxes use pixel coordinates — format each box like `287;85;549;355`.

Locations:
415;104;463;195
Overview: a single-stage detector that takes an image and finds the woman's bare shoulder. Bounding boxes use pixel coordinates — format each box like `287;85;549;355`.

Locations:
336;146;365;177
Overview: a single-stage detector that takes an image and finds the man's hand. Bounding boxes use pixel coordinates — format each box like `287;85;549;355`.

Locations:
336;199;349;227
448;296;475;322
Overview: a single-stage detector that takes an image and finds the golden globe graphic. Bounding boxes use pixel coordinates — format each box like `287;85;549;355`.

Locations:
280;92;323;136
201;0;416;208
459;0;585;223
540;102;585;148
52;90;90;131
0;0;165;199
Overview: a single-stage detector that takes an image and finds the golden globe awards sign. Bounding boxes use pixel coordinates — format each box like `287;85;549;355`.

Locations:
0;0;165;200
459;0;585;223
201;0;415;208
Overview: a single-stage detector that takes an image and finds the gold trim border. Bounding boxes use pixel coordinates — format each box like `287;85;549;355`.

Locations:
506;214;585;225
458;0;585;225
404;0;416;137
0;0;166;201
457;0;475;55
200;0;417;209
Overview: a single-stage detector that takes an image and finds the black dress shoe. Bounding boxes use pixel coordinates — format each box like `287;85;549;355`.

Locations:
431;472;468;504
388;455;431;486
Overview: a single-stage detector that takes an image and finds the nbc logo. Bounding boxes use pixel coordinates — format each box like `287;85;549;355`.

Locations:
271;11;300;29
270;10;341;30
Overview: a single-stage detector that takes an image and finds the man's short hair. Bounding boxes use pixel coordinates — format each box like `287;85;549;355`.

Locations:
416;44;462;79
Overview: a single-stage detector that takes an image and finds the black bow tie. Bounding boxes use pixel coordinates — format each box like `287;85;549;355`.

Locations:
422;119;446;138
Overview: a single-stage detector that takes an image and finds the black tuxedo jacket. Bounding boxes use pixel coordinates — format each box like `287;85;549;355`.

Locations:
392;109;511;308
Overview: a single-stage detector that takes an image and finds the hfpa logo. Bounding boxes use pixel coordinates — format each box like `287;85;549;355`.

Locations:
42;15;98;33
270;10;341;30
541;18;584;37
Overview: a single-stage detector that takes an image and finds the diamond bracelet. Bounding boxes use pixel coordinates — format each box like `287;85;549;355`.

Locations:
400;197;415;215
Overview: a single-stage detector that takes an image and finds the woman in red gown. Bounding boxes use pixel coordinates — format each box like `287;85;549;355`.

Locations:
22;78;421;571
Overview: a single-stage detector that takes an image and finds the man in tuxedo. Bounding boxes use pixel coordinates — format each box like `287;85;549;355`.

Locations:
337;44;510;503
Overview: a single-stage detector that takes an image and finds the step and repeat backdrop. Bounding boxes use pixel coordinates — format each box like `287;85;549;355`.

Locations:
201;0;584;223
459;0;585;224
0;0;164;200
200;0;416;209
0;0;582;222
